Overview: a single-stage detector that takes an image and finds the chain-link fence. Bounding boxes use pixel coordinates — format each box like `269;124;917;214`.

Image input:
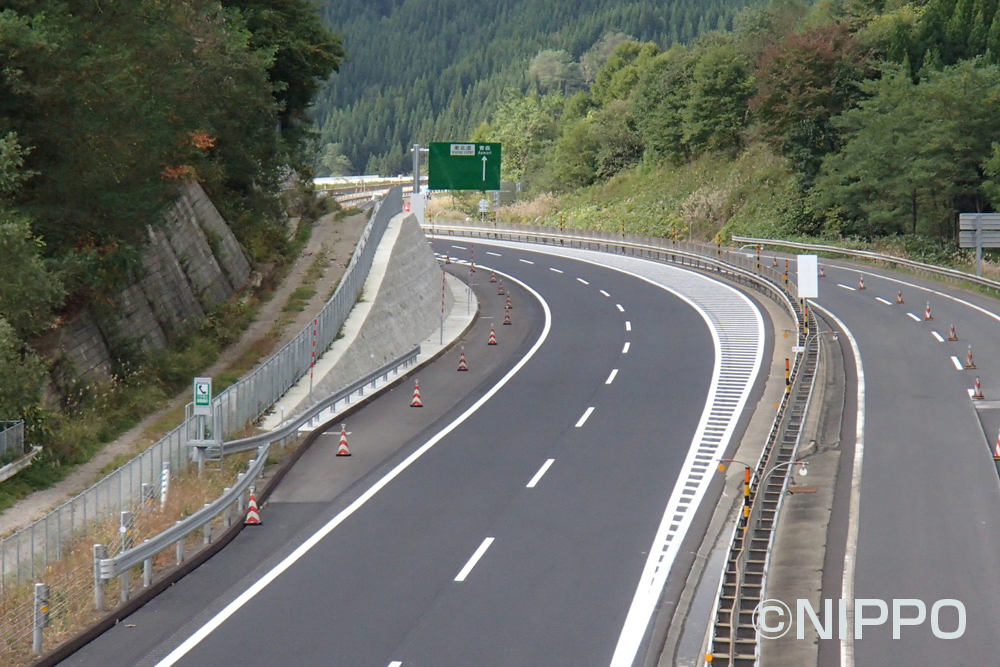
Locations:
0;423;25;462
0;187;401;590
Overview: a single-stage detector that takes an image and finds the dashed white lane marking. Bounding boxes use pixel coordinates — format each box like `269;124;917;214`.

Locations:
451;244;467;250
616;303;625;313
622;342;631;354
549;267;564;273
625;321;632;331
486;251;501;257
577;278;590;285
907;312;921;322
600;290;610;296
454;538;495;582
526;459;555;488
838;283;856;291
519;259;534;265
932;331;945;342
606;369;619;385
388;662;402;667
875;297;892;305
575;407;595;428
951;356;964;370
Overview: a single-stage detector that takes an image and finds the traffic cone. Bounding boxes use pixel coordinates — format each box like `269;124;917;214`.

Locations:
772;256;779;267
994;428;1000;459
411;381;423;407
506;295;512;310
973;377;985;400
819;266;826;278
966;345;977;369
859;276;866;290
245;492;261;525
445;253;451;265
498;281;505;296
490;270;497;283
457;347;469;371
948;324;959;341
503;309;511;325
488;326;497;345
925;302;933;320
896;290;904;304
336;424;351;456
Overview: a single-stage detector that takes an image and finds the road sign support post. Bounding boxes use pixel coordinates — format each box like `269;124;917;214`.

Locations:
93;544;105;611
32;582;48;655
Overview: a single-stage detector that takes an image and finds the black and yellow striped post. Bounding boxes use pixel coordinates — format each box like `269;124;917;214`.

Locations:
756;245;761;273
785;358;791;396
784;259;789;291
716;233;722;259
804;303;810;337
743;467;752;532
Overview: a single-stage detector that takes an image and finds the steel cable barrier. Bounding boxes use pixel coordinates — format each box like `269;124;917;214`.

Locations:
0;188;402;660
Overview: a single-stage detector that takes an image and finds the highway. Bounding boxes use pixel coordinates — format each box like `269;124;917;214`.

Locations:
793;260;1000;666
61;240;765;666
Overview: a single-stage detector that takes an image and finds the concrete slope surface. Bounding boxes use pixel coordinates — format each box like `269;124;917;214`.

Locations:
61;240;765;667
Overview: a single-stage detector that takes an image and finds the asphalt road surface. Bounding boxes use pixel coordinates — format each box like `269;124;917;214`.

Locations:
62;240;766;667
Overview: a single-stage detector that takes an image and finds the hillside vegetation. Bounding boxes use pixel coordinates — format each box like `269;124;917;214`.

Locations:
469;0;1000;255
312;0;762;175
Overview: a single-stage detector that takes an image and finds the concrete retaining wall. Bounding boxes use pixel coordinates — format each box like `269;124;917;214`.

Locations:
313;214;450;397
55;182;252;379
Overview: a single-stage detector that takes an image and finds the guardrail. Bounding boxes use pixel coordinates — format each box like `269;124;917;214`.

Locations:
97;345;420;585
732;235;1000;294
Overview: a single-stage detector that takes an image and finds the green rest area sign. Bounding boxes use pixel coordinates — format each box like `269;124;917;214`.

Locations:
428;142;502;191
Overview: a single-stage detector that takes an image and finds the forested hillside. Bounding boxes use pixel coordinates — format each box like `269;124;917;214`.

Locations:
469;0;1000;250
312;0;760;175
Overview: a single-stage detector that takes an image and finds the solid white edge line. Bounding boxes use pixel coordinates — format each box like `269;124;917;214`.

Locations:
599;289;610;296
454;537;495;582
577;277;590;285
153;269;552;667
809;301;864;667
575;407;595;428
907;312;921;322
616;303;625;312
519;258;534;264
932;331;945;342
625;321;631;332
622;342;630;354
606;369;619;385
837;283;857;291
951;356;963;370
526;459;555;488
550;267;563;273
875;297;892;305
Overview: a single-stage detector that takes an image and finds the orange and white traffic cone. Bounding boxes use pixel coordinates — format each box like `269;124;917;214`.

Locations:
772;256;779;267
896;290;904;304
994;428;1000;459
973;377;985;400
925;302;933;320
505;295;512;310
336;424;351;456
490;270;497;283
488;326;498;345
948;324;959;341
859;275;866;290
503;309;511;325
457;347;469;371
445;253;451;265
498;281;505;296
819;266;826;278
966;345;977;369
245;491;261;525
411;381;423;407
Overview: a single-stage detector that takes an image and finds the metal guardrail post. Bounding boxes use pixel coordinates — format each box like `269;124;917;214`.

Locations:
33;582;49;655
94;544;106;611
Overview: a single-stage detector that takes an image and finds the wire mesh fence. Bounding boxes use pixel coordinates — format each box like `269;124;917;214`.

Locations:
0;188;400;606
0;423;24;462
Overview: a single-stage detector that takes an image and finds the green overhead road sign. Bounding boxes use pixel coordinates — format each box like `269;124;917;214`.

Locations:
428;142;502;190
